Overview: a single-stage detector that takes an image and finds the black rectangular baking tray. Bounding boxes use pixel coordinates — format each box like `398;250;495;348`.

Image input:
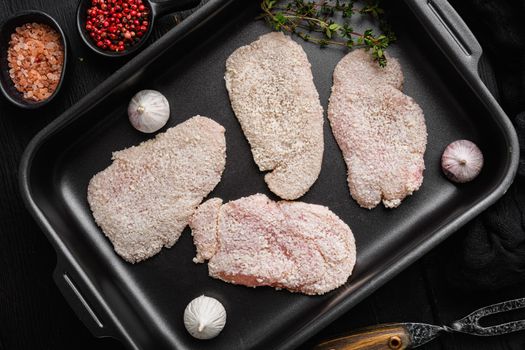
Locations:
19;0;519;349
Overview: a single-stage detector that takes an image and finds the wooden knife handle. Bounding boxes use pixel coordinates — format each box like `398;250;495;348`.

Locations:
313;324;412;350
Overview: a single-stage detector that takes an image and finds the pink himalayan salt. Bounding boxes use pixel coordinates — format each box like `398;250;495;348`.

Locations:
7;22;64;102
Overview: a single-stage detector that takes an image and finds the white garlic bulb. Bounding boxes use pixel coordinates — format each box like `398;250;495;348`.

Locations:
128;89;170;133
441;139;484;183
184;295;226;340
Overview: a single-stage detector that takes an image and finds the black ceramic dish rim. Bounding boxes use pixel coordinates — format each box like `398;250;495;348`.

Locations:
76;0;155;58
0;10;68;109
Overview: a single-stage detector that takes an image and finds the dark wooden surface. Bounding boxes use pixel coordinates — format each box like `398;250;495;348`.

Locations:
0;1;524;349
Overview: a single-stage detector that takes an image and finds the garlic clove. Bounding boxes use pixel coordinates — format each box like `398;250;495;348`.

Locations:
184;295;226;340
128;89;170;133
441;139;484;183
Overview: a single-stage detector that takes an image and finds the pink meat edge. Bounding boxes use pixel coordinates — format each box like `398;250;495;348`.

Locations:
189;198;223;263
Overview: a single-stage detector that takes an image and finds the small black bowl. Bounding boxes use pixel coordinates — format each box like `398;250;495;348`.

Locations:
0;11;68;109
77;0;200;58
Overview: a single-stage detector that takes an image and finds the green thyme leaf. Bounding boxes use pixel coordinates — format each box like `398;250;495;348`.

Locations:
260;0;395;67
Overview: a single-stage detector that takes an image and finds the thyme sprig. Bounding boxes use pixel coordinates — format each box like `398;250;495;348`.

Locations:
261;0;396;67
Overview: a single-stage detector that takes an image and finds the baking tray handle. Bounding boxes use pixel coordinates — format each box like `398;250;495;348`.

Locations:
53;258;136;349
407;0;482;79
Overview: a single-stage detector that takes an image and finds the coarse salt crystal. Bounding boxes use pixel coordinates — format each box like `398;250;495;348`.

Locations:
7;22;63;102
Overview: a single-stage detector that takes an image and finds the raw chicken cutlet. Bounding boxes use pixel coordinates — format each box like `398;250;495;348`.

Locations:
225;32;324;200
189;194;356;295
87;116;226;263
328;49;427;209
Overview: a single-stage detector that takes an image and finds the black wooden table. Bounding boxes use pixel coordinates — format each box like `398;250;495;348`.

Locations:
0;1;524;349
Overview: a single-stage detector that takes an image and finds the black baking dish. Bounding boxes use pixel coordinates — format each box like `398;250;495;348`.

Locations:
19;0;519;349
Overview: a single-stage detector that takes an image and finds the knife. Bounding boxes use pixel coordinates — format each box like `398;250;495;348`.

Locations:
314;297;525;350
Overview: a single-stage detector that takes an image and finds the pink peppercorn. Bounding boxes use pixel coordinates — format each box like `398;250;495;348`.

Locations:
85;0;150;52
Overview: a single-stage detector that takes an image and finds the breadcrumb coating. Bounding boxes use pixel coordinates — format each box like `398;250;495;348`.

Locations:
328;49;427;209
225;32;324;200
190;194;357;295
87;116;226;263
